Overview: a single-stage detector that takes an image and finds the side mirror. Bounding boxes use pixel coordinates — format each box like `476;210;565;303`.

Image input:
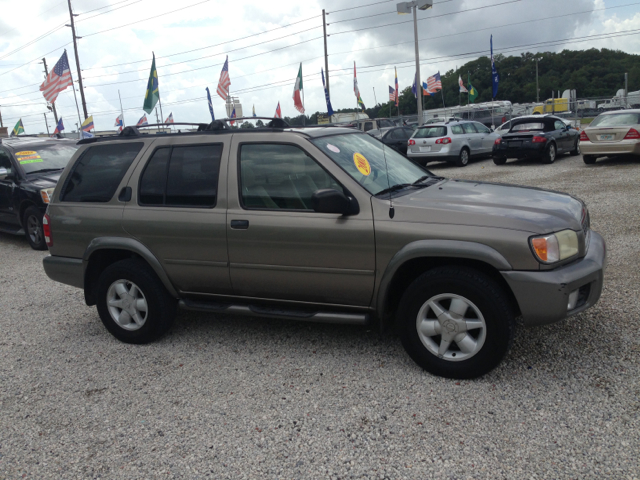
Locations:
311;189;351;215
0;167;13;181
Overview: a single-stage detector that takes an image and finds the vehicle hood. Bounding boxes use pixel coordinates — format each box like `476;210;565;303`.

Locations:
391;179;584;234
26;171;62;188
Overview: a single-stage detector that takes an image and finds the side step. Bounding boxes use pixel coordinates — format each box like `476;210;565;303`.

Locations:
179;299;369;326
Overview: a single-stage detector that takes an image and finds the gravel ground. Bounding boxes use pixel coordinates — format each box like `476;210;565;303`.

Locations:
1;153;639;479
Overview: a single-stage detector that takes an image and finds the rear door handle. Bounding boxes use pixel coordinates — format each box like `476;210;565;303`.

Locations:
230;219;249;230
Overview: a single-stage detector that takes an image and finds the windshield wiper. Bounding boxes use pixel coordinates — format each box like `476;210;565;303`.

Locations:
375;183;413;196
27;168;64;174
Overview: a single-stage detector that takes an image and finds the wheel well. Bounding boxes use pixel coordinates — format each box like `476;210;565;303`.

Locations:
84;249;145;306
381;257;521;330
18;201;37;227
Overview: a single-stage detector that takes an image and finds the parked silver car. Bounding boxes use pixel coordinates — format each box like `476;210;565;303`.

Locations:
407;121;500;167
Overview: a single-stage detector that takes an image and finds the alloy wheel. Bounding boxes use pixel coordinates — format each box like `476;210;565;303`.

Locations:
27;215;42;245
106;279;148;331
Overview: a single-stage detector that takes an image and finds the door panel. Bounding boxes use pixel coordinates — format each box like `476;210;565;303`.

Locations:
226;138;376;306
122;139;231;295
0;149;18;225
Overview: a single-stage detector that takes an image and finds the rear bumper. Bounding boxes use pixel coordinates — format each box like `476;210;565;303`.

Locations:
580;140;640;156
493;143;546;159
501;231;606;327
43;255;84;289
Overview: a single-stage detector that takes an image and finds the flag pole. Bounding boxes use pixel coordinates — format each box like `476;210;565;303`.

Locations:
65;53;83;139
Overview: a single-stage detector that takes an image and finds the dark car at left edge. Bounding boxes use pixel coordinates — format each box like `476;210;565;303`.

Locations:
492;115;581;165
0;136;80;249
367;126;416;155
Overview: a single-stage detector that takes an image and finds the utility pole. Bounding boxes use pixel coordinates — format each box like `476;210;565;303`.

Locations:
44;113;50;135
322;9;330;97
66;0;88;120
41;58;59;124
535;57;541;104
0;108;3;128
373;87;377;106
624;72;628;108
155;107;160;125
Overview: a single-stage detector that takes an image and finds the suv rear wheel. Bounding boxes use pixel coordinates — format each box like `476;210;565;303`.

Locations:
456;148;470;167
23;206;47;250
583;155;597;164
95;259;177;344
398;266;515;379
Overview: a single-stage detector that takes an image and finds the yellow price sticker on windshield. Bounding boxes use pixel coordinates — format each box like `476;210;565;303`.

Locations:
353;153;371;176
15;151;37;156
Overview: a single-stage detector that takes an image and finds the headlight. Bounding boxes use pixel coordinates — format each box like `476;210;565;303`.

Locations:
530;229;579;264
40;188;55;204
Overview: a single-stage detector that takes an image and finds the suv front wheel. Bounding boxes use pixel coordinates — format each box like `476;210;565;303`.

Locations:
23;206;47;250
398;266;515;379
95;259;177;344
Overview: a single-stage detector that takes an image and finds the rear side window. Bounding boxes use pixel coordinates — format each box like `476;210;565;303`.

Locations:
451;125;464;135
475;123;491;134
139;144;222;207
413;126;447;138
60;143;143;202
462;123;477;134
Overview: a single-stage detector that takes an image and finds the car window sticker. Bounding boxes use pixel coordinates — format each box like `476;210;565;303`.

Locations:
15;151;44;165
327;144;340;153
353;152;371;176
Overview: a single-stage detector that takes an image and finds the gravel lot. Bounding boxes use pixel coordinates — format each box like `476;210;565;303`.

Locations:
1;153;639;479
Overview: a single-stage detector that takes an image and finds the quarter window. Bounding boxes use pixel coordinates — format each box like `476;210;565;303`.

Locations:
239;144;341;210
61;143;143;202
139;144;222;207
475;123;491;134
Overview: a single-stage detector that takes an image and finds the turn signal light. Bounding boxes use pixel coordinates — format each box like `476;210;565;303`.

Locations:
435;137;452;144
43;214;52;248
580;130;589;141
408;139;416;145
532;136;547;143
623;128;640;140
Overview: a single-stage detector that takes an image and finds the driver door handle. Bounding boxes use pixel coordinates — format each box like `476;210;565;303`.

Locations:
230;219;249;230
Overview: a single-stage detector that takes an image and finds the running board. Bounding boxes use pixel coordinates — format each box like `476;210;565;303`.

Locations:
179;299;369;326
0;223;24;235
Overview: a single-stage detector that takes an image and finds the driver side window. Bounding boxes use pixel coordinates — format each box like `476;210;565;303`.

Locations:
239;144;341;211
0;149;12;171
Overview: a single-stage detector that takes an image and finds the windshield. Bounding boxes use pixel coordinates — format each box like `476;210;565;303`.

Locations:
311;133;433;196
413;126;447;138
590;113;640;127
14;143;79;174
377;119;394;128
511;122;545;132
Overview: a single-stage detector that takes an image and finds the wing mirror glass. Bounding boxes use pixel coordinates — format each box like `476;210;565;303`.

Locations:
312;189;356;215
0;167;13;180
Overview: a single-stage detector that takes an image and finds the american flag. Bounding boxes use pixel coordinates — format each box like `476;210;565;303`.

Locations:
40;51;73;103
426;72;442;92
216;56;230;101
388;86;395;102
229;107;236;126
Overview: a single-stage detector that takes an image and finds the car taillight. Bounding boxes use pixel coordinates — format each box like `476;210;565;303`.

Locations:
43;214;52;248
532;136;547;143
408;139;416;145
623;128;640;140
435;137;452;144
579;130;589;141
494;138;502;145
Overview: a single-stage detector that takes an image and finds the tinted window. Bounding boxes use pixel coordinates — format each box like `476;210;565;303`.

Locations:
389;129;406;140
451;125;464;135
462;123;477;134
0;149;12;170
475;123;491;134
378;119;394;128
240;144;341;210
139;144;221;207
511;122;545;132
61;143;142;202
363;122;374;132
498;121;511;131
590;113;640;127
413;126;447;138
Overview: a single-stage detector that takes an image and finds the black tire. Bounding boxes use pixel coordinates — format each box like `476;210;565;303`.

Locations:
570;139;580;156
456;148;470;167
541;142;557;164
95;259;177;344
398;266;515;379
23;206;47;250
583;155;597;164
493;156;507;165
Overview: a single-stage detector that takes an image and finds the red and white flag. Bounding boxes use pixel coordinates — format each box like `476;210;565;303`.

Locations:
292;63;304;114
458;75;468;93
274;102;282;119
39;51;73;103
216;56;231;101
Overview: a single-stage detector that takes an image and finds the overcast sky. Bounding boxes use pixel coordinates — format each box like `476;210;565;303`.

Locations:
1;0;639;133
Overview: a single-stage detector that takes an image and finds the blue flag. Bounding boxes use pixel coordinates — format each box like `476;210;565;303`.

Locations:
412;73;417;99
206;87;215;121
491;35;499;99
321;68;334;117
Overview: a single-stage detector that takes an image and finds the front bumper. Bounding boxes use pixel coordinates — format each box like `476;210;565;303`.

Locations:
43;255;84;289
580;140;640;157
501;231;606;327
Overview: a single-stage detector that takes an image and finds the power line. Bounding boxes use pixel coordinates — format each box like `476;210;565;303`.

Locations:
0;42;72;79
81;0;211;37
75;0;141;19
0;22;67;61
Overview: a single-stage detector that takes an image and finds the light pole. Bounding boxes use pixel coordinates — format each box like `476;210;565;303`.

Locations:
397;0;433;126
535;56;543;104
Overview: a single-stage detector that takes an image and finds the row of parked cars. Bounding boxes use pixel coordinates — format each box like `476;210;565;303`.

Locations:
367;109;640;168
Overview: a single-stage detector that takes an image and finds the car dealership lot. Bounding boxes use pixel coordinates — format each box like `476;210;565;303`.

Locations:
1;154;638;479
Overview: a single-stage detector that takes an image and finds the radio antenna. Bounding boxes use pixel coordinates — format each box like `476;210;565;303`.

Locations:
381;142;394;219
